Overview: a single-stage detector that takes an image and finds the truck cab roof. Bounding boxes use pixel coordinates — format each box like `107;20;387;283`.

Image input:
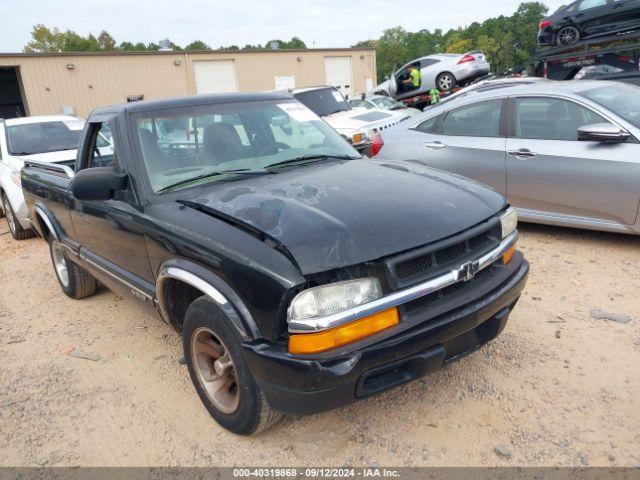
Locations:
89;92;295;118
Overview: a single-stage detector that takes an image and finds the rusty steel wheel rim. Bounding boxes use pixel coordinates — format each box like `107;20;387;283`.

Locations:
190;327;240;414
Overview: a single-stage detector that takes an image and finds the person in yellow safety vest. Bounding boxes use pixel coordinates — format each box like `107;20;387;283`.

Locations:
402;66;421;91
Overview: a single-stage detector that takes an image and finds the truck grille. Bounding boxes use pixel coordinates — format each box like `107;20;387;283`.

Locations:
403;268;493;313
385;220;501;290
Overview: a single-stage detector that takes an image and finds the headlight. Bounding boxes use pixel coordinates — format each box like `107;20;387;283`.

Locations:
288;278;383;322
500;207;518;239
10;170;21;188
351;132;365;145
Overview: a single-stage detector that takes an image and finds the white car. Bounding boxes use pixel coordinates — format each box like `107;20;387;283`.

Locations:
0;115;84;240
291;86;410;154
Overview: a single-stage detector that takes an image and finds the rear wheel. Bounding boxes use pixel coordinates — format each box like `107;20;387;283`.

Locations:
48;237;97;299
183;296;283;435
436;72;456;92
556;25;580;46
2;193;34;240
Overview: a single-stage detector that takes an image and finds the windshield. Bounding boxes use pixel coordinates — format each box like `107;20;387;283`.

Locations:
293;88;350;117
134;99;359;193
370;97;399;109
6;120;83;155
578;84;640;129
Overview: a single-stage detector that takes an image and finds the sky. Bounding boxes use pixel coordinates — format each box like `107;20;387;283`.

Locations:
1;0;568;53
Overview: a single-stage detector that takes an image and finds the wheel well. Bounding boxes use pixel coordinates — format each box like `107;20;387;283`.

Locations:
34;211;51;241
161;278;205;329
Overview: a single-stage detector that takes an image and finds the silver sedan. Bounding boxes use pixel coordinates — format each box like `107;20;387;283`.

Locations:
374;81;640;235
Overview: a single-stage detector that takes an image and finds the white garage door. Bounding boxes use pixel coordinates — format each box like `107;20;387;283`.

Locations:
324;56;352;98
193;60;237;94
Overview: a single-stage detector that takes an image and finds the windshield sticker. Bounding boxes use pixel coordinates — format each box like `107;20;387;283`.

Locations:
277;103;318;123
332;91;344;103
62;119;85;131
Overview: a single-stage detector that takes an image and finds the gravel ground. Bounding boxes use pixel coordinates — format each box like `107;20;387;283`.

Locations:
0;220;638;467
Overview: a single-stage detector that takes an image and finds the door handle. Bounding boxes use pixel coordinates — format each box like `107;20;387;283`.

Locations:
424;141;447;150
508;148;537;159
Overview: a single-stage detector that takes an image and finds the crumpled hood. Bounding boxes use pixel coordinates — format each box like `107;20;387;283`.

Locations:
9;150;77;170
323;109;406;131
179;159;507;274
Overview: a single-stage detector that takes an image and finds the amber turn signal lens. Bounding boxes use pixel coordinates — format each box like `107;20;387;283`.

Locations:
289;308;399;354
502;245;516;264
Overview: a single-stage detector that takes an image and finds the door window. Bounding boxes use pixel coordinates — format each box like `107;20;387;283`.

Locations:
578;0;607;10
514;97;609;141
420;59;440;69
87;122;117;168
442;100;503;137
414;115;441;133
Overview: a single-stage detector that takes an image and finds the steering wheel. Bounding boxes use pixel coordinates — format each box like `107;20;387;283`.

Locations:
255;142;291;157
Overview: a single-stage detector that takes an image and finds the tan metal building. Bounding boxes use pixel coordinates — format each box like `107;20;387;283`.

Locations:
0;48;376;118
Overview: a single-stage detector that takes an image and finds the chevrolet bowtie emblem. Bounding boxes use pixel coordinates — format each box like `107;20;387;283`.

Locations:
458;261;480;282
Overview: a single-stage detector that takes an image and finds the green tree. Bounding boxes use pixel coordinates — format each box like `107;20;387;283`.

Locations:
24;24;64;52
375;27;411;80
282;37;306;49
98;31;116;50
184;40;211;50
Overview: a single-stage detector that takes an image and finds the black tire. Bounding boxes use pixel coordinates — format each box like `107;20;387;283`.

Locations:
2;193;34;240
183;296;283;435
436;72;456;92
48;237;97;299
556;25;580;46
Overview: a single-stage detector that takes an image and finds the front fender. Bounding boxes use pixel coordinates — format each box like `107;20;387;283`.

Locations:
156;258;262;341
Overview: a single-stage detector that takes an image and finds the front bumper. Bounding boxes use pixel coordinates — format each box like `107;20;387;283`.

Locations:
243;256;529;415
2;175;30;229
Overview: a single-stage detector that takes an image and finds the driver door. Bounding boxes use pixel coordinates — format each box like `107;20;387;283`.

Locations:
71;118;156;297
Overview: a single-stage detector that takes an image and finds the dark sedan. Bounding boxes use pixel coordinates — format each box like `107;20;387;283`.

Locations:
538;0;640;46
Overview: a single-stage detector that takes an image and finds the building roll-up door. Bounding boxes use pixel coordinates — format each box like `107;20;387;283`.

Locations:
193;60;238;94
324;56;352;98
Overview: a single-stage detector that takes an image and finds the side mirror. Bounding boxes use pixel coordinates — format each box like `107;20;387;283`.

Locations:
578;123;630;143
72;167;128;201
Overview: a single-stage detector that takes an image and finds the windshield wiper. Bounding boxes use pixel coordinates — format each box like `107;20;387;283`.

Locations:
157;168;268;194
266;154;359;171
324;108;348;116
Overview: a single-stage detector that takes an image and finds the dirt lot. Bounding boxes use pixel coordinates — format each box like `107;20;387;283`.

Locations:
0;220;638;467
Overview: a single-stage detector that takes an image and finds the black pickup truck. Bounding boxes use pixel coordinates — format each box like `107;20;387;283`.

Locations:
22;93;528;435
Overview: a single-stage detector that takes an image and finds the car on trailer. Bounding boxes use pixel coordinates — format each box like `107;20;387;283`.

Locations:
538;0;640;47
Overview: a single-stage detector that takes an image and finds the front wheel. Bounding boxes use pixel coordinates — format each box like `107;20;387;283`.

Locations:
556;25;580;46
436;72;456;92
48;238;97;299
183;296;283;435
2;193;34;240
